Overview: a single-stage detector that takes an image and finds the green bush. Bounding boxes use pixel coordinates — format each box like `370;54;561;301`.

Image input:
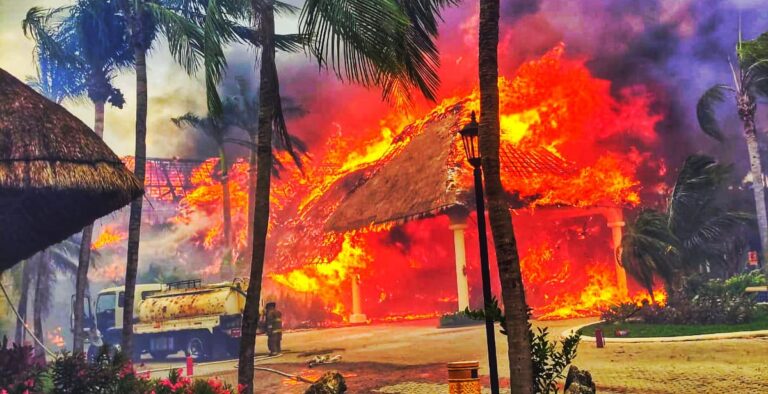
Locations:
724;270;767;294
463;298;584;393
530;328;580;394
600;272;763;326
439;311;482;328
0;346;243;394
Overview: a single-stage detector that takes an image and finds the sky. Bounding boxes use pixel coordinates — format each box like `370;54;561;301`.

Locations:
2;0;768;164
0;0;307;157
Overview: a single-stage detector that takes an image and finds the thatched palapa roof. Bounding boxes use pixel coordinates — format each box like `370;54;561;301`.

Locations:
0;68;143;271
323;110;573;232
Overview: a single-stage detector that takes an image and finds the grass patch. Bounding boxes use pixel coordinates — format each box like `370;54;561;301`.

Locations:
580;309;768;338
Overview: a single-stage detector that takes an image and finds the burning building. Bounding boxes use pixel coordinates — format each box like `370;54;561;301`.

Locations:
88;44;667;325
267;44;665;323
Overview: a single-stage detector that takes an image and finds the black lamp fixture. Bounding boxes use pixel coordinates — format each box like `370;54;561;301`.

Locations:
459;111;481;167
457;111;500;394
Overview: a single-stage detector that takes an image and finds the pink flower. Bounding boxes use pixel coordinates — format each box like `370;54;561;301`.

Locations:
1;388;8;394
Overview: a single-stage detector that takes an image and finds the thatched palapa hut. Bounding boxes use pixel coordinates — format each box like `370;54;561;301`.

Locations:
0;68;143;272
289;102;630;321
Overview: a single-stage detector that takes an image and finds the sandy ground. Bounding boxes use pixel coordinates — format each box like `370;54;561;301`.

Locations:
140;318;768;393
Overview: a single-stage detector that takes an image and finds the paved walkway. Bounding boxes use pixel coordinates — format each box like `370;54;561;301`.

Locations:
174;319;768;393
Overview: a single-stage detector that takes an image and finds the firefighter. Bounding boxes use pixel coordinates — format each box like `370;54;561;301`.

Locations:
265;301;282;356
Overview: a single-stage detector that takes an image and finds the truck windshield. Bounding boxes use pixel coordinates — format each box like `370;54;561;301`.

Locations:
96;293;116;313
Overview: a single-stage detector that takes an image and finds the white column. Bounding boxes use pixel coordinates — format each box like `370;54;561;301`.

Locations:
606;208;629;297
349;274;367;324
449;222;470;312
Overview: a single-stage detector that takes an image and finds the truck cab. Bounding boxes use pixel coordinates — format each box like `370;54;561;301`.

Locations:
94;284;164;346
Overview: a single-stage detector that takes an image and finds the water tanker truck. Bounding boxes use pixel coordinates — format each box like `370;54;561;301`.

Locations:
76;278;248;361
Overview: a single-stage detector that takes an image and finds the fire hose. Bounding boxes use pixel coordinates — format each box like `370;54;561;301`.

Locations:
253;366;315;383
0;281;57;357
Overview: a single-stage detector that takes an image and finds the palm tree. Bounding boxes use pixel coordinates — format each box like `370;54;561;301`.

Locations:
622;155;751;299
621;210;681;300
236;1;457;390
477;1;533;392
13;260;34;345
15;239;80;358
223;78;306;265
23;5;120;353
117;0;205;356
25;0;133;354
696;32;768;272
172;112;235;270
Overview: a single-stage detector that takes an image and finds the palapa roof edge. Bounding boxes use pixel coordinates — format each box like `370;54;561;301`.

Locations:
0;68;143;269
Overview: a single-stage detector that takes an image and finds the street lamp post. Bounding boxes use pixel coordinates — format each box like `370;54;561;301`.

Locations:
459;111;500;394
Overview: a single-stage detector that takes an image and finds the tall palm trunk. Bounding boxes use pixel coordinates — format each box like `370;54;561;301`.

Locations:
73;99;105;353
32;253;47;361
246;132;257;267
239;2;275;391
123;5;148;356
739;94;768;271
478;1;533;393
14;260;32;344
219;145;233;274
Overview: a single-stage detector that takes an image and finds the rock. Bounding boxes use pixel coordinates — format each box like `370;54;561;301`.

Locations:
304;371;347;394
564;365;596;394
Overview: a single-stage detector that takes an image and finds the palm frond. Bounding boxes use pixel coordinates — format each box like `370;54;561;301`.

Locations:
145;2;204;74
668;155;730;237
621;209;681;288
696;84;730;142
172;112;204;128
681;211;752;252
300;0;454;102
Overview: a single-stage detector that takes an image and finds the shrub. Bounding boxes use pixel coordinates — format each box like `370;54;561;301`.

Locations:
600;273;761;325
42;349;241;394
0;336;42;394
531;328;580;394
600;302;642;324
724;270;767;294
439;311;482;328
463;299;584;393
48;348;152;394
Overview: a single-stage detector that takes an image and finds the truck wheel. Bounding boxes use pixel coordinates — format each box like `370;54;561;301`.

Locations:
150;351;170;361
186;334;209;361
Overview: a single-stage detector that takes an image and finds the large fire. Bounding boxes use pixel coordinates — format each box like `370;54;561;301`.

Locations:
104;44;666;324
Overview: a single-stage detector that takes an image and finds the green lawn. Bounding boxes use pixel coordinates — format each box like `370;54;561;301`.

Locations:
580;312;768;338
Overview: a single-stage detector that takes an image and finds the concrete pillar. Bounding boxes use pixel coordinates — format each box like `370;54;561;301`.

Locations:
606;208;629;297
349;274;367;324
449;220;471;312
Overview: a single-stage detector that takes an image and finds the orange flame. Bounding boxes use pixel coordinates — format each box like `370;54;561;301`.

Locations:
91;226;127;250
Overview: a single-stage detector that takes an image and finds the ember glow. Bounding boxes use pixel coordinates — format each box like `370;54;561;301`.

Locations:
47;326;66;349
